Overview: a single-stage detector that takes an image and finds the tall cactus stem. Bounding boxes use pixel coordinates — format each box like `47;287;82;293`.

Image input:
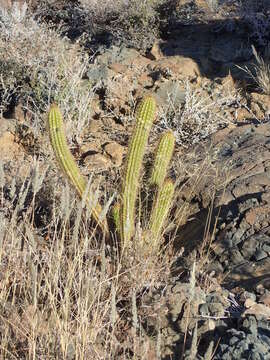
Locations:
150;130;175;188
120;96;156;248
149;178;175;247
48;104;108;235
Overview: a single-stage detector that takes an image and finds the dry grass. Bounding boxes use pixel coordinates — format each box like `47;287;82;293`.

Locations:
0;157;181;359
240;45;270;95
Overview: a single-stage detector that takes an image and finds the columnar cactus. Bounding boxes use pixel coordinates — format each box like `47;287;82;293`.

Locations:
149;178;175;247
48;104;108;235
150;130;175;187
120;96;156;248
48;97;175;253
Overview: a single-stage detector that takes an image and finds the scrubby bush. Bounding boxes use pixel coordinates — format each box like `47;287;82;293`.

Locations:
36;0;165;52
0;3;95;141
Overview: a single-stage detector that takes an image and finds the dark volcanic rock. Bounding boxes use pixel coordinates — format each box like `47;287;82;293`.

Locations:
215;316;270;360
174;122;270;290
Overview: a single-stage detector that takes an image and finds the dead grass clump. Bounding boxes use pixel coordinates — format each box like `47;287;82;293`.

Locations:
0;149;180;359
240;45;270;95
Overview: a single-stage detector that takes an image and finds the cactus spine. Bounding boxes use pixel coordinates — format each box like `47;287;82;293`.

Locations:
48;104;108;235
150;130;175;187
120;96;156;248
149;178;175;246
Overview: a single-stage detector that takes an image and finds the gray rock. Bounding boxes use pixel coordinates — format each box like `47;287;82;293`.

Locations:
154;81;186;109
86;64;108;85
254;249;268;261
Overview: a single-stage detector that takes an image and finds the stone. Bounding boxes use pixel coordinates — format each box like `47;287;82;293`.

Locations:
96;46;141;67
88;120;101;134
260;292;270;307
109;63;128;74
148;40;163;60
154;81;186;109
157;56;201;78
0;131;22;161
104;142;125;167
84;153;111;171
235;107;253;122
243;302;270;319
86;64;109;85
254;249;268;261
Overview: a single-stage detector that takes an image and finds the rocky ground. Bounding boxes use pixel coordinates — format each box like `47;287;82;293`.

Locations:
0;0;270;359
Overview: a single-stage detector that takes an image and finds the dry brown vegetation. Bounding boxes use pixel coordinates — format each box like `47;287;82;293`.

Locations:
0;1;270;359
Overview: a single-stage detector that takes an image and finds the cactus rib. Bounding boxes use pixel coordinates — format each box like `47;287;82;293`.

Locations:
48;104;108;235
149;178;175;246
150;130;175;187
120;96;156;247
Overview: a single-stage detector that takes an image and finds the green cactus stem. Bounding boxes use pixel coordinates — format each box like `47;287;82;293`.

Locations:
48;104;108;235
150;130;175;188
120;96;156;248
149;178;175;247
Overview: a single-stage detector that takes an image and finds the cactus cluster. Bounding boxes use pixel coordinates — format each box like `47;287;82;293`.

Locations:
119;96;175;251
48;96;175;253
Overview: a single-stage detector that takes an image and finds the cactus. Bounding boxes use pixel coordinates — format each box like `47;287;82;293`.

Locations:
149;178;175;247
48;104;108;235
120;96;156;248
150;130;175;188
47;97;175;252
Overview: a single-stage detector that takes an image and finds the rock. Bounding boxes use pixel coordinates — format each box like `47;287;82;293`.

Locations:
243;302;270;319
235;107;253;123
104;142;125;167
0;131;23;161
148;40;163;60
84;153;111;171
260;292;270;307
86;64;109;85
154;81;186;109
152;56;201;79
81;142;100;155
210;36;252;63
109;63;128;74
254;249;268;261
96;46;142;67
88;120;101;134
174;121;270;290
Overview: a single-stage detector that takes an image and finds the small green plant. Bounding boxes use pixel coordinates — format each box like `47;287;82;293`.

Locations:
48;97;175;252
